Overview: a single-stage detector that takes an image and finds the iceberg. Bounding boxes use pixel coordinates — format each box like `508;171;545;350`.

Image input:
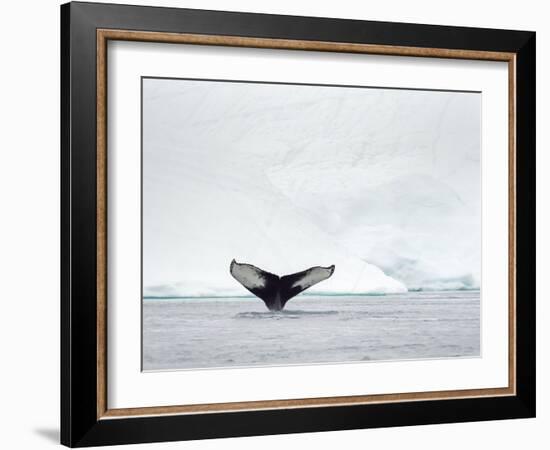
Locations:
143;78;479;296
142;141;406;297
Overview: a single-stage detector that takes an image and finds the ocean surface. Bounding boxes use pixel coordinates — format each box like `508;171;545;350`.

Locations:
142;290;480;371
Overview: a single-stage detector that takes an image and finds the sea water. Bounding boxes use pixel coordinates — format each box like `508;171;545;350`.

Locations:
142;290;480;371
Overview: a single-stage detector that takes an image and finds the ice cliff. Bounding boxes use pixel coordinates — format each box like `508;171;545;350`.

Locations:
142;78;480;297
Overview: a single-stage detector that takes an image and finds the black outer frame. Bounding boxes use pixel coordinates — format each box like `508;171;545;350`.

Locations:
60;1;535;447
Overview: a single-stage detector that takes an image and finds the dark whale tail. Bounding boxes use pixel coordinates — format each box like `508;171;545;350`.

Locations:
229;260;335;311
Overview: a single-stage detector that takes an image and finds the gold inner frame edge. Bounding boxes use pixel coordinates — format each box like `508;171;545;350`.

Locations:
96;28;517;420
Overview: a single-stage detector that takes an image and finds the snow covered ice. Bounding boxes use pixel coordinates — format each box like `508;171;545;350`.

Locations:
143;78;480;297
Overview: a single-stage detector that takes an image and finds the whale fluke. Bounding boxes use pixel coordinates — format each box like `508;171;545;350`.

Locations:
230;260;335;311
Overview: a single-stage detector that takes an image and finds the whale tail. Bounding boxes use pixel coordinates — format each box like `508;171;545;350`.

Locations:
229;260;335;311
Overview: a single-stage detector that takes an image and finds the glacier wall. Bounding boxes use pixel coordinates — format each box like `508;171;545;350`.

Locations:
142;79;480;296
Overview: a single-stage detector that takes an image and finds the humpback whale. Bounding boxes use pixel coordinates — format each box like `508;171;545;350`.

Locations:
230;259;335;311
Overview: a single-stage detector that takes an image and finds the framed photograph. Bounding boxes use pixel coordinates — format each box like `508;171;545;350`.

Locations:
61;1;536;447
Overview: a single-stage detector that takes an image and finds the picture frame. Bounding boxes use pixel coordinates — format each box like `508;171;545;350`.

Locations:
60;1;536;447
